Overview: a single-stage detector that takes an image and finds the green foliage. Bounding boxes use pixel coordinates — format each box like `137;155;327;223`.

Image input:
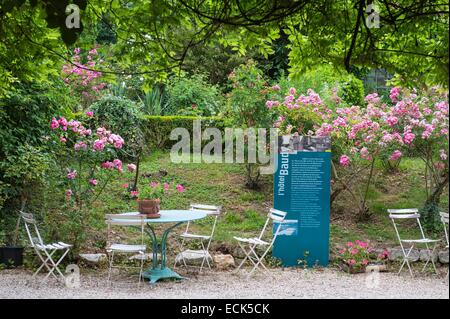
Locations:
182;43;249;89
88;95;144;157
0;81;69;215
419;203;444;232
143;116;225;149
166;74;224;116
225;60;272;128
288;64;365;107
0;2;66;96
140;86;169;116
285;1;449;87
224;60;273;189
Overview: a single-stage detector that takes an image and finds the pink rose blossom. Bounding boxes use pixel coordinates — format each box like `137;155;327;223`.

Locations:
51;118;59;130
390;150;402;161
403;132;416;144
67;170;77;180
89;179;98;186
93;139;105;151
176;184;185;193
74;141;87;150
339;155;351;167
127;164;137;172
150;182;159;188
130;190;139;198
85;111;94;117
101;161;114;169
271;85;281;91
386;116;399;127
163;183;170;192
113;159;122;171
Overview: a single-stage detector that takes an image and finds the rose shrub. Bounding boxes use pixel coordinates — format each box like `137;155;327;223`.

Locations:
267;86;449;221
49;113;136;251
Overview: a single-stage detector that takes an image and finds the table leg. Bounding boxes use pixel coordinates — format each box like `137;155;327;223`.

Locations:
142;222;184;284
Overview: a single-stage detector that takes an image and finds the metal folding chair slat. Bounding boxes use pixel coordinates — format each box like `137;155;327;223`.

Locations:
401;239;440;244
388;208;419;214
108;244;146;253
389;213;421;219
180;233;211;240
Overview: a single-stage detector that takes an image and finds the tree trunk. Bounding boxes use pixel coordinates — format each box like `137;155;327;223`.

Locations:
426;171;449;206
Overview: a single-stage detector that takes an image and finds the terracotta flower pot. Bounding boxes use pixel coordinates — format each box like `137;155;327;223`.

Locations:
137;199;161;218
339;263;366;274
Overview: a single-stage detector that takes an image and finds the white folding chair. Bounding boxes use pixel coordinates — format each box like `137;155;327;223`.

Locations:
234;208;287;278
388;208;440;277
174;204;221;272
20;211;72;283
440;212;449;279
105;214;147;287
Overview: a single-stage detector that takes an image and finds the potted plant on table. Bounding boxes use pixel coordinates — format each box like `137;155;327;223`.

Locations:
134;182;185;218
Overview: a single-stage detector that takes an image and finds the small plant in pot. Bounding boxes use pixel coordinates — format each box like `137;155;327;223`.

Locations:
336;240;373;274
0;210;24;268
133;182;185;218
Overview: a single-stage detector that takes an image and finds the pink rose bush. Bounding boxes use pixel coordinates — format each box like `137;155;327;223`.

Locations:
62;47;106;108
50;114;136;205
267;86;449;217
268;86;448;165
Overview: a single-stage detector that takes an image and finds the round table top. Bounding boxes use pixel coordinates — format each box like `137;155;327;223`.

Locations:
118;210;207;223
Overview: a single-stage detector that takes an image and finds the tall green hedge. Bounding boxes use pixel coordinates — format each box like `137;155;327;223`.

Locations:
143;116;225;149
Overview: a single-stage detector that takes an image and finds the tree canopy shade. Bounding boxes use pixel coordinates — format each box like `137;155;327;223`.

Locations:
1;0;449;94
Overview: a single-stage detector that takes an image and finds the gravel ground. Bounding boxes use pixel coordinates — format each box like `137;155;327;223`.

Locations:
0;268;448;299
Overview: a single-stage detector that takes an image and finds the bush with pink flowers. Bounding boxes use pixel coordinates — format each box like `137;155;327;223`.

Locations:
49;113;136;251
61;47;106;109
267;86;449;221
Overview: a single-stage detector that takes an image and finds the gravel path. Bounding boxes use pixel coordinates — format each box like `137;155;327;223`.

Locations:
0;268;448;299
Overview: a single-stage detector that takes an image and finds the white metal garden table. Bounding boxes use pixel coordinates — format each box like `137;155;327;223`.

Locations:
115;210;207;284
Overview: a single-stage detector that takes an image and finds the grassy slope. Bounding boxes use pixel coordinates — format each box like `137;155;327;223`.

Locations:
88;151;448;255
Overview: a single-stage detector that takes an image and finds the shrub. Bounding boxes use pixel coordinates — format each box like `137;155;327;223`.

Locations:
166;74;224;116
140;85;169;116
0;81;68;215
143;116;225;149
88;95;145;157
286;64;365;107
224;60;273;189
47;114;133;253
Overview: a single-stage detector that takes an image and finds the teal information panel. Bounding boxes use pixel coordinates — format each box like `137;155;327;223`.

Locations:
273;136;331;267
